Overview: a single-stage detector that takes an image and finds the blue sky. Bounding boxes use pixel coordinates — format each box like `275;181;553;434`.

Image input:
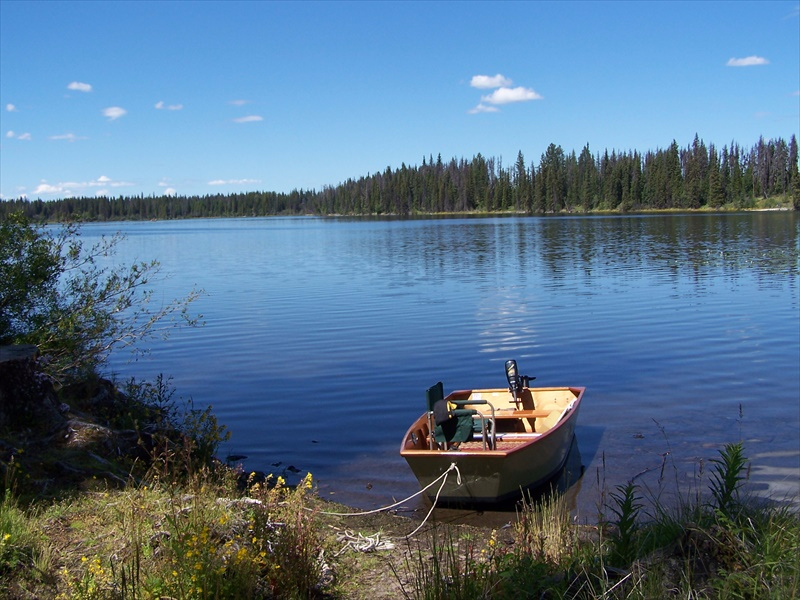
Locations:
1;0;798;201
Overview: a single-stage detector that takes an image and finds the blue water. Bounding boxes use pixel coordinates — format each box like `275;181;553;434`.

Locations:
81;213;799;520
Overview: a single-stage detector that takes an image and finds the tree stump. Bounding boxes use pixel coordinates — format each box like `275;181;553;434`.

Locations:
0;344;62;430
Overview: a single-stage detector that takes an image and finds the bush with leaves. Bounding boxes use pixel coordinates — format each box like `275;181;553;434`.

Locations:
0;213;202;383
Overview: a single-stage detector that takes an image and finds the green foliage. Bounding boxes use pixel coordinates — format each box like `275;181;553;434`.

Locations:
0;213;62;344
119;373;178;431
51;471;331;600
1;135;796;218
606;482;644;567
180;399;232;468
0;213;202;383
124;375;231;479
0;489;43;579
711;506;800;599
709;442;748;519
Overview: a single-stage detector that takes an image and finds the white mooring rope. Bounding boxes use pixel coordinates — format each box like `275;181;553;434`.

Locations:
316;462;462;539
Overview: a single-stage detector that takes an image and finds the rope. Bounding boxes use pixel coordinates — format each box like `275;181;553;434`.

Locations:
403;462;461;539
333;529;396;555
310;462;463;553
316;462;461;519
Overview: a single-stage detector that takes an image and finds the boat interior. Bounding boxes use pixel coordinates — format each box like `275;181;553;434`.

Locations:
403;360;578;453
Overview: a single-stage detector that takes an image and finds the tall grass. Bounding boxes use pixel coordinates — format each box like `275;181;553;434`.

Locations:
396;526;501;600
396;442;800;600
46;469;332;600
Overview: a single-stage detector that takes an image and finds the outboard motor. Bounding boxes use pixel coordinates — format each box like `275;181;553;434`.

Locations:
505;359;534;405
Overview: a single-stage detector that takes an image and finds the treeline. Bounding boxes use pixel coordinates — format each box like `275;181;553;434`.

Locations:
2;135;798;222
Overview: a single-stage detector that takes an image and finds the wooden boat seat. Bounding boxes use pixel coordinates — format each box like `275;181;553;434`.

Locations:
495;410;551;419
493;409;554;434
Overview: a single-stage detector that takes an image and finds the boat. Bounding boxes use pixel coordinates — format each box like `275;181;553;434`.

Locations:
400;360;584;505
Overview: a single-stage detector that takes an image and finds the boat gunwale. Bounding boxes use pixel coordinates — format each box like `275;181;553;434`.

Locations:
400;385;585;458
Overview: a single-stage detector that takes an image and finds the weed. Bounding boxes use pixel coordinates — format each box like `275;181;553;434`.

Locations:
708;441;748;519
607;482;643;567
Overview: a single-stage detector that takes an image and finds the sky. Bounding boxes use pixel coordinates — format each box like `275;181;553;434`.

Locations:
1;0;798;201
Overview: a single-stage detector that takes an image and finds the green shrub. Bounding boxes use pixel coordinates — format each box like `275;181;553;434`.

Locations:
0;213;202;383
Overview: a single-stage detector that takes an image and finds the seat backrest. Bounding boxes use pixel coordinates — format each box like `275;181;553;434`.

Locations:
426;381;444;413
427;381;477;445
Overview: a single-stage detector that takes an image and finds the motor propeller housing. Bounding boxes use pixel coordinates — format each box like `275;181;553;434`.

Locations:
505;359;534;403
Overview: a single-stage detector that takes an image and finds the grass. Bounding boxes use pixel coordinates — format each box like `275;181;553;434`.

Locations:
394;442;800;600
3;451;799;600
3;465;334;599
1;371;798;599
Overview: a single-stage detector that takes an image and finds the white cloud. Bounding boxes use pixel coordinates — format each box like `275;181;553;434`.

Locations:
6;130;31;140
233;115;263;123
49;133;83;142
229;99;249;106
155;100;184;110
468;103;500;114
468;73;543;114
32;175;134;197
34;182;63;195
68;81;93;92
481;86;543;105
470;74;513;89
6;103;17;112
208;178;261;185
103;106;127;120
726;55;769;67
156;180;177;196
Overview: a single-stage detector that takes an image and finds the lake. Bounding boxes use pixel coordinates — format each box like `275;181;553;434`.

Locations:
82;212;799;522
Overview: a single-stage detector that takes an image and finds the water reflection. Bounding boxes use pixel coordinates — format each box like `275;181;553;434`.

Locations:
88;212;799;521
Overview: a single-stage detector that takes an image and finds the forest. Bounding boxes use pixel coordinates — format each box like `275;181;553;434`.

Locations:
2;134;798;222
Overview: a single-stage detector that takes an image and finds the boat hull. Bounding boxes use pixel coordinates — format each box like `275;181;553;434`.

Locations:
400;386;584;505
